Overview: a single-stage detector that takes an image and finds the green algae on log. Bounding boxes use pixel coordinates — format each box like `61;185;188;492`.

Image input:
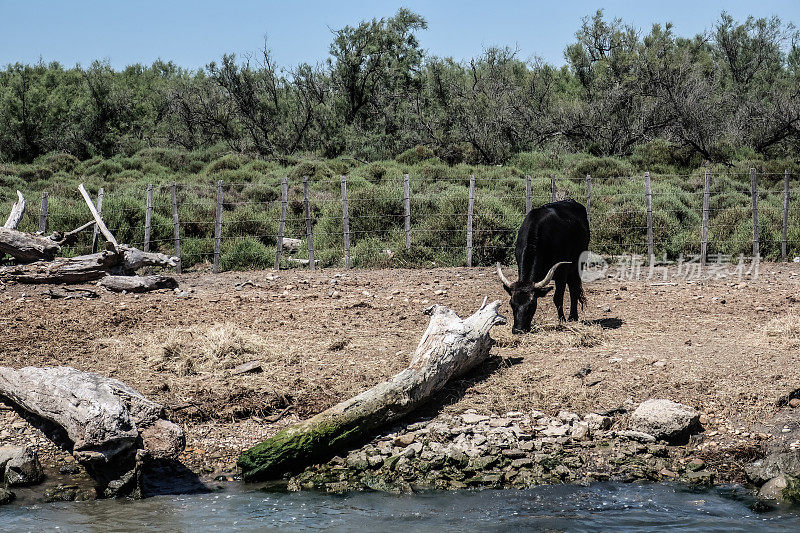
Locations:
238;299;506;481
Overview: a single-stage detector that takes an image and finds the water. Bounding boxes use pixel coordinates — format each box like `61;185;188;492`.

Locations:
2;483;799;532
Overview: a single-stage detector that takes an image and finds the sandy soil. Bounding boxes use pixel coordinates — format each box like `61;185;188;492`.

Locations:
2;262;799;475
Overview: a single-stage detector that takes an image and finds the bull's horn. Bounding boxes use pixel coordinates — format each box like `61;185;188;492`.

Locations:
496;262;513;290
532;261;571;288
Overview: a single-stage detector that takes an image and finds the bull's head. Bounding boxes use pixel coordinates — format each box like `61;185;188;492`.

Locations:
497;261;571;333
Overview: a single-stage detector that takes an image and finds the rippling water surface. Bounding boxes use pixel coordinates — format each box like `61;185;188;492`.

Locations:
3;482;800;532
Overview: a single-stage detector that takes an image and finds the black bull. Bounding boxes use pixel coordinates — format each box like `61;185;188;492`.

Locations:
497;199;590;333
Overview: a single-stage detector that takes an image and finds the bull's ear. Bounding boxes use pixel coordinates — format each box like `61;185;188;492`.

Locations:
502;283;513;296
537;286;554;296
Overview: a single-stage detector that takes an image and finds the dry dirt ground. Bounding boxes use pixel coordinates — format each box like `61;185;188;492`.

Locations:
2;263;800;476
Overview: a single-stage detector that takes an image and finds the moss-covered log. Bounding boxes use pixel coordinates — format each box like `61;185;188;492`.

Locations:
238;298;506;481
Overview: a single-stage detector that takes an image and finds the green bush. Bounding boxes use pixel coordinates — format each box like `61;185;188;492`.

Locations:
220;237;274;270
567;156;635;180
206;154;243;174
396;145;435;165
38;152;79;173
181;237;214;268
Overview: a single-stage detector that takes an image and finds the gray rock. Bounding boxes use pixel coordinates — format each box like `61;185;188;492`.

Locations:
584;413;613;430
570;422;590;440
346;451;369;470
44;484;78;502
759;475;789;501
461;413;490;424
489;418;512;427
617;430;657;443
558;411;580;424
471;434;487;446
502;448;526;459
542;424;570;437
470;456;497;470
629;399;700;443
0;446;43;486
746;451;800;485
0;488;15;505
684;470;715;485
511;458;533;468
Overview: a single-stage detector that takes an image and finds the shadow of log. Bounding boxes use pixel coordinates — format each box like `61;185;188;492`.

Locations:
586;317;624;330
415;355;523;418
141;459;209;497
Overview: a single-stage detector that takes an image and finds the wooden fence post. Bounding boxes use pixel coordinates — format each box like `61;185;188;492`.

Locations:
466;174;475;267
701;169;711;265
750;168;759;260
303;176;315;270
90;187;104;253
525;174;532;214
783;169;790;262
171;182;181;274
550;174;556;202
213;180;223;274
38;191;48;233
644;171;653;265
341;174;351;269
143;183;153;253
585;174;591;223
403;173;411;250
275;176;288;270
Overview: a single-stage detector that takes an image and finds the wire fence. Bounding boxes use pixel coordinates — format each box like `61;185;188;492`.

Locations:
3;169;799;272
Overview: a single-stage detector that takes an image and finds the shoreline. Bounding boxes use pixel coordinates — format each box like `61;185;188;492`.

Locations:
0;401;789;504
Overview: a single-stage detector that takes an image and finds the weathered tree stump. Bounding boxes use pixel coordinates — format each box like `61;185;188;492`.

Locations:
238;299;506;481
3;191;25;230
0;366;185;497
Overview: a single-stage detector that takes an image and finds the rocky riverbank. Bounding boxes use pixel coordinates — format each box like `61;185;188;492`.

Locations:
7;395;800;508
285;402;724;494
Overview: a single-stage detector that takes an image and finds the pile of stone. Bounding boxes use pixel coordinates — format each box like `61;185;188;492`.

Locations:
287;401;707;493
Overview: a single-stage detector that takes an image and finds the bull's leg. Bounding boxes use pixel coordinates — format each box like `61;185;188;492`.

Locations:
553;278;567;322
567;272;581;321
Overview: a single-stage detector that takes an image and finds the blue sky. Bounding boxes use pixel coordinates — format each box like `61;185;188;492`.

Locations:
1;1;799;70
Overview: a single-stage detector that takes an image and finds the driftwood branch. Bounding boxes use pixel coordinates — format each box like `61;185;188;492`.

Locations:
79;183;118;249
0;366;184;495
0;228;62;262
51;220;95;246
0;221;98;263
0;248;179;283
3;190;26;230
117;245;178;272
238;299;506;481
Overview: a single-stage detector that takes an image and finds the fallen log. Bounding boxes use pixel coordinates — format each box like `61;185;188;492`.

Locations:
100;275;178;293
3;190;25;230
0;247;179;283
0;220;98;263
0;366;185;496
238;298;506;481
0;228;63;262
